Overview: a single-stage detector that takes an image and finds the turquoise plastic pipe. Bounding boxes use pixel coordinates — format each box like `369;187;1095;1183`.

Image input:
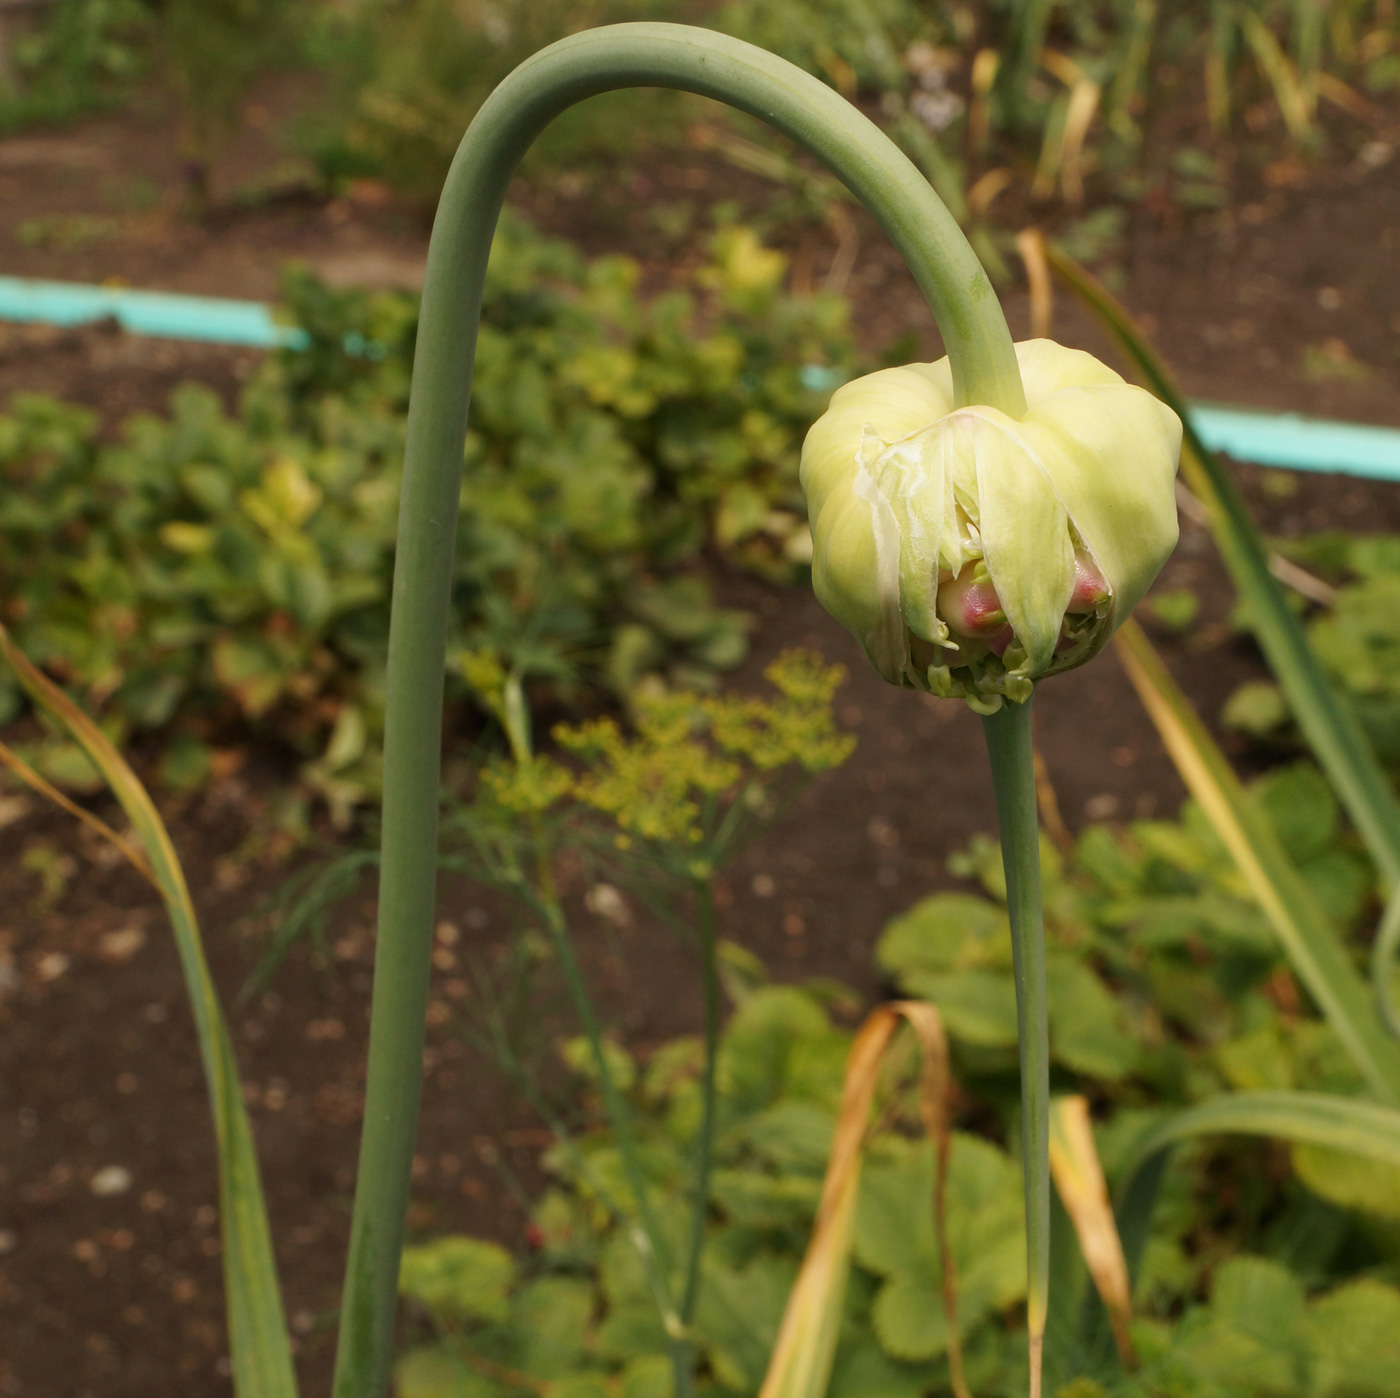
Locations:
2;274;1396;481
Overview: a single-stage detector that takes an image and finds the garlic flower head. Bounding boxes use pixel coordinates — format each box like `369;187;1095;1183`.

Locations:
800;340;1182;712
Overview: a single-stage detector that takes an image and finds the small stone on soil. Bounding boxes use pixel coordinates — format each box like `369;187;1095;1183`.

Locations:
89;1166;133;1197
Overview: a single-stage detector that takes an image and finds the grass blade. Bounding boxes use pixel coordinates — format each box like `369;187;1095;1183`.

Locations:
1128;1090;1400;1171
1048;1096;1136;1368
1046;244;1400;900
1114;1090;1400;1282
1114;619;1400;1104
0;738;156;886
1238;9;1315;139
759;1001;968;1398
0;625;297;1398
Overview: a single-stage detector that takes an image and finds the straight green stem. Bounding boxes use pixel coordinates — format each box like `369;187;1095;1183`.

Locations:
681;880;722;1321
982;698;1049;1398
333;23;1023;1397
538;897;680;1328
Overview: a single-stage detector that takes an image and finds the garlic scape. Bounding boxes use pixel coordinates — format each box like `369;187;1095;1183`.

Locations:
801;339;1183;711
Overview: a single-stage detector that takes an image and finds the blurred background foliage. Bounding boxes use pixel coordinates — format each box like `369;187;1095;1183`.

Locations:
0;216;852;817
2;0;1398;222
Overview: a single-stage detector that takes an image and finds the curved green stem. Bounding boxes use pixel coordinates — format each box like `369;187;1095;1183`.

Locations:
982;698;1049;1398
333;23;1022;1397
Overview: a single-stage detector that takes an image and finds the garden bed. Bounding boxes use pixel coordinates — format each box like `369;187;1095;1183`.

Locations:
2;85;1400;1398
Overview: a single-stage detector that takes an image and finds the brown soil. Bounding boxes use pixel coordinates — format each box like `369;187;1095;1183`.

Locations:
2;80;1400;1398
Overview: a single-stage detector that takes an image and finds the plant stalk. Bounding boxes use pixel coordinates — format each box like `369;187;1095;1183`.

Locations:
535;896;682;1330
334;24;1023;1397
680;878;723;1316
982;697;1049;1398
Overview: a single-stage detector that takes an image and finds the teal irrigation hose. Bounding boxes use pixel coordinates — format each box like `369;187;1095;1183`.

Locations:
332;22;1025;1398
3;279;1397;483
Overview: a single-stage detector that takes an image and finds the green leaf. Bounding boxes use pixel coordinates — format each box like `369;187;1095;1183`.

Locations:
854;1146;937;1282
695;1253;795;1391
620;1355;674;1398
394;1347;501;1398
1046;955;1138;1081
870;1273;951;1363
513;1276;594;1378
876;893;1011;978
892;970;1019;1048
736;1099;836;1173
709;1169;821;1229
827;1341;927;1398
1253;764;1337;863
399;1237;515;1323
1216;1025;1295;1092
718;986;836;1112
594;1305;671;1364
1222;679;1291;739
1292;1143;1400;1219
1308;1280;1400;1396
856;1134;1025;1357
1173;1257;1307;1395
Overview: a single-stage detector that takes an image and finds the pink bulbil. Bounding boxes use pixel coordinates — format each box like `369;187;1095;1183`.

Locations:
936;553;1110;661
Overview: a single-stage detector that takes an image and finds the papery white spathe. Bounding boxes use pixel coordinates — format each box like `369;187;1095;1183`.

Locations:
800;340;1182;710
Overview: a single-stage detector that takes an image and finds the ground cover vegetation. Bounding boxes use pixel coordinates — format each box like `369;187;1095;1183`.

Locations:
4;7;1400;1398
389;750;1400;1398
0;216;853;821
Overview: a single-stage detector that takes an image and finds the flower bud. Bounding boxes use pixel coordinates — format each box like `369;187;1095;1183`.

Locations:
800;340;1182;710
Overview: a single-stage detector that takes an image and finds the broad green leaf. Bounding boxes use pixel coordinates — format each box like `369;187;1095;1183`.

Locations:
871;1273;953;1362
1172;1257;1307;1396
1291;1143;1400;1219
736;1099;837;1173
513;1276;594;1378
1046;956;1138;1080
550;1376;611;1398
853;1144;937;1281
710;1169;822;1229
1211;1256;1306;1347
719;987;838;1112
399;1237;515;1323
696;1254;796;1391
827;1342;927;1398
875;893;1011;977
620;1355;674;1398
856;1133;1025;1344
1253;763;1337;863
1216;1025;1295;1092
594;1305;671;1364
893;970;1019;1048
394;1347;501;1398
1308;1280;1400;1397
